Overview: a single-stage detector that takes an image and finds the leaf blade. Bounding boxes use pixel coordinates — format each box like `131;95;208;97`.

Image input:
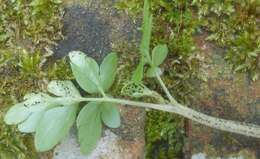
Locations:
77;102;102;155
47;80;81;97
146;66;162;77
18;111;44;133
35;105;78;152
69;51;101;94
100;53;118;91
152;44;168;66
4;93;57;126
4;104;31;125
132;59;145;82
132;0;153;82
140;0;152;63
101;102;121;128
70;63;99;93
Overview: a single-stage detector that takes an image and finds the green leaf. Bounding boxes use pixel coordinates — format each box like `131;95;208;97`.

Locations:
35;105;78;152
47;80;82;105
4;104;31;125
100;103;120;128
69;51;100;94
132;0;153;82
100;53;118;91
77;102;102;155
248;51;258;57
24;93;37;100
21;93;54;111
121;81;154;98
18;111;44;133
0;33;8;42
146;67;162;77
252;72;259;81
152;44;168;66
132;59;144;82
234;64;246;72
4;93;54;125
53;0;62;4
47;80;81;97
140;0;152;63
30;0;43;6
141;15;152;64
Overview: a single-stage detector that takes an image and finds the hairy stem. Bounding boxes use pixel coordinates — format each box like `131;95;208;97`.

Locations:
174;103;260;138
55;97;260;138
152;72;260;137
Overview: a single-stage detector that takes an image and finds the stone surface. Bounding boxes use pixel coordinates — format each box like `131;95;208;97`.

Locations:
54;129;145;159
191;152;252;159
53;6;111;61
54;0;140;61
186;33;260;159
53;0;145;158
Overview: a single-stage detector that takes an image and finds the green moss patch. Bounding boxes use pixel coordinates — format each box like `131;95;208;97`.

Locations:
0;0;64;158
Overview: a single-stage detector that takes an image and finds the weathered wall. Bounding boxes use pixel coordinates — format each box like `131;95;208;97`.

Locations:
52;0;145;158
187;33;260;159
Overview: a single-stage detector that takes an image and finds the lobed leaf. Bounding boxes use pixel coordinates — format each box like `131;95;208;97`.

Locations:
5;80;82;138
34;80;81;149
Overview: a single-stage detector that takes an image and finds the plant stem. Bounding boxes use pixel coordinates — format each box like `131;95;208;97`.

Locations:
97;86;107;97
155;73;178;104
58;96;260;138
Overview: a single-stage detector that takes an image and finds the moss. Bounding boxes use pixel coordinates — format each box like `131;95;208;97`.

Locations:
47;58;73;80
0;0;64;158
0;113;37;159
116;1;259;158
193;0;259;80
0;48;73;158
0;50;40;158
116;0;204;158
1;0;258;158
145;110;184;159
0;0;63;49
118;0;259;81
